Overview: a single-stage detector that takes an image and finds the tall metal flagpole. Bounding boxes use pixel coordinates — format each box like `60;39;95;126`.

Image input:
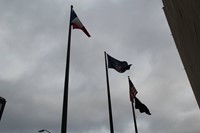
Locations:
104;51;114;133
131;101;138;133
61;5;73;133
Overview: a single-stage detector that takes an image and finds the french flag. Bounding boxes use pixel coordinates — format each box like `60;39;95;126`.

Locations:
70;9;91;37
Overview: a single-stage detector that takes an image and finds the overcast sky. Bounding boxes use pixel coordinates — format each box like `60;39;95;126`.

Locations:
0;0;200;133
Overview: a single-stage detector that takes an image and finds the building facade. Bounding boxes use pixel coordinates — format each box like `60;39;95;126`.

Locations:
162;0;200;108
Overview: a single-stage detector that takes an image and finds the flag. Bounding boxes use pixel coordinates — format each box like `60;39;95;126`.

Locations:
135;97;151;115
70;9;91;37
0;97;6;121
128;77;138;102
107;53;132;73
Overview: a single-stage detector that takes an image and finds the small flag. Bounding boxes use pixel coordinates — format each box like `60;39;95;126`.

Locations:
0;97;6;121
70;9;91;37
128;77;138;102
107;53;132;73
135;97;151;115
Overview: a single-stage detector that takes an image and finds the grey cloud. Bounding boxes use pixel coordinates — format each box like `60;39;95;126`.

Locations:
0;0;199;133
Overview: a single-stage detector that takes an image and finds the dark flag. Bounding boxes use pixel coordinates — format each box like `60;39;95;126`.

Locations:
70;9;91;37
0;97;6;121
128;77;138;102
135;97;151;115
107;53;132;73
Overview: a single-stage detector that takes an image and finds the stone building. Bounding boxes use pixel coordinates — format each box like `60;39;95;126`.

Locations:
162;0;200;108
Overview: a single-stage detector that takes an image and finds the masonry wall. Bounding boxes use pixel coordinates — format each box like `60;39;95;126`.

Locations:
162;0;200;108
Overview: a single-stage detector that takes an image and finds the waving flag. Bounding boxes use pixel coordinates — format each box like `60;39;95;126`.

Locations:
135;97;151;115
107;53;131;73
128;77;138;102
0;97;6;121
70;9;91;37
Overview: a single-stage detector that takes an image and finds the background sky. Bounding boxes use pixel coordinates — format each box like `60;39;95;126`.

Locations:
0;0;200;133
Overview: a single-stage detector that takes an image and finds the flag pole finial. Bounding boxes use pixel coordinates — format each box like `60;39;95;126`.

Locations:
71;5;73;9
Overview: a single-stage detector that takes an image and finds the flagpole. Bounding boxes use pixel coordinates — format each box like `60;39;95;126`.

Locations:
131;101;138;133
61;5;73;133
104;51;114;133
